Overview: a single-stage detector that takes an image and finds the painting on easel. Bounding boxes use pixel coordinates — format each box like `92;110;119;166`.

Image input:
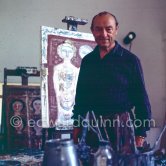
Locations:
41;26;96;129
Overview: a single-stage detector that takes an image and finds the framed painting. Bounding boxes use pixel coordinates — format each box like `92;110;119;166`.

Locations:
41;26;96;129
3;85;41;150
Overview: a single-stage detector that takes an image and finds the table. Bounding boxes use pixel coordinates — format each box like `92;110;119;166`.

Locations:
0;149;43;166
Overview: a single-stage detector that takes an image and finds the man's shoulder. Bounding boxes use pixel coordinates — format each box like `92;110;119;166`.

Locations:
118;44;140;62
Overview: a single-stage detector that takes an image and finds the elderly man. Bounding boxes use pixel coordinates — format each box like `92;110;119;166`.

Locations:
72;11;151;151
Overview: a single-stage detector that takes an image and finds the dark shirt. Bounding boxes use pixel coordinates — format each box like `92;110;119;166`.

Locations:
73;41;151;136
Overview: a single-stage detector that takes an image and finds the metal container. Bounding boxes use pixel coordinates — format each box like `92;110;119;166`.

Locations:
42;139;61;166
60;139;80;166
43;139;79;166
93;141;113;166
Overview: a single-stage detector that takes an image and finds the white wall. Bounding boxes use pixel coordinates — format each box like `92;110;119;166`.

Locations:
0;0;166;145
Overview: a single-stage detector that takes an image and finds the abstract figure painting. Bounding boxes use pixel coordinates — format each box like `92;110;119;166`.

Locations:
41;26;96;129
53;40;79;124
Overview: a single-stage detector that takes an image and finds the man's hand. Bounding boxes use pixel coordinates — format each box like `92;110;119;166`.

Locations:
135;136;145;147
73;127;81;144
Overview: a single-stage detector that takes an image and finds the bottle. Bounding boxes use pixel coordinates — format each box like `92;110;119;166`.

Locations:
93;141;113;166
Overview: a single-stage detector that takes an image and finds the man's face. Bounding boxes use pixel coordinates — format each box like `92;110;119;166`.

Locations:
91;14;118;50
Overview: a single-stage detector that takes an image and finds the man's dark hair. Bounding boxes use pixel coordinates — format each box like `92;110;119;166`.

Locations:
90;11;119;30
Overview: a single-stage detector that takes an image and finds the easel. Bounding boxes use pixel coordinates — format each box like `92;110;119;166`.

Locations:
0;67;40;152
62;16;88;31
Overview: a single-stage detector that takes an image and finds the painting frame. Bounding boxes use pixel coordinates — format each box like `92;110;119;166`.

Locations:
41;26;96;129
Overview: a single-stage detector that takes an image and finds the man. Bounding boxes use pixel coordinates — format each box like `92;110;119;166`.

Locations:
72;11;151;151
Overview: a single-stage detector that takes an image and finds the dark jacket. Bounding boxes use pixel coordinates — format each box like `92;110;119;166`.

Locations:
73;41;151;136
